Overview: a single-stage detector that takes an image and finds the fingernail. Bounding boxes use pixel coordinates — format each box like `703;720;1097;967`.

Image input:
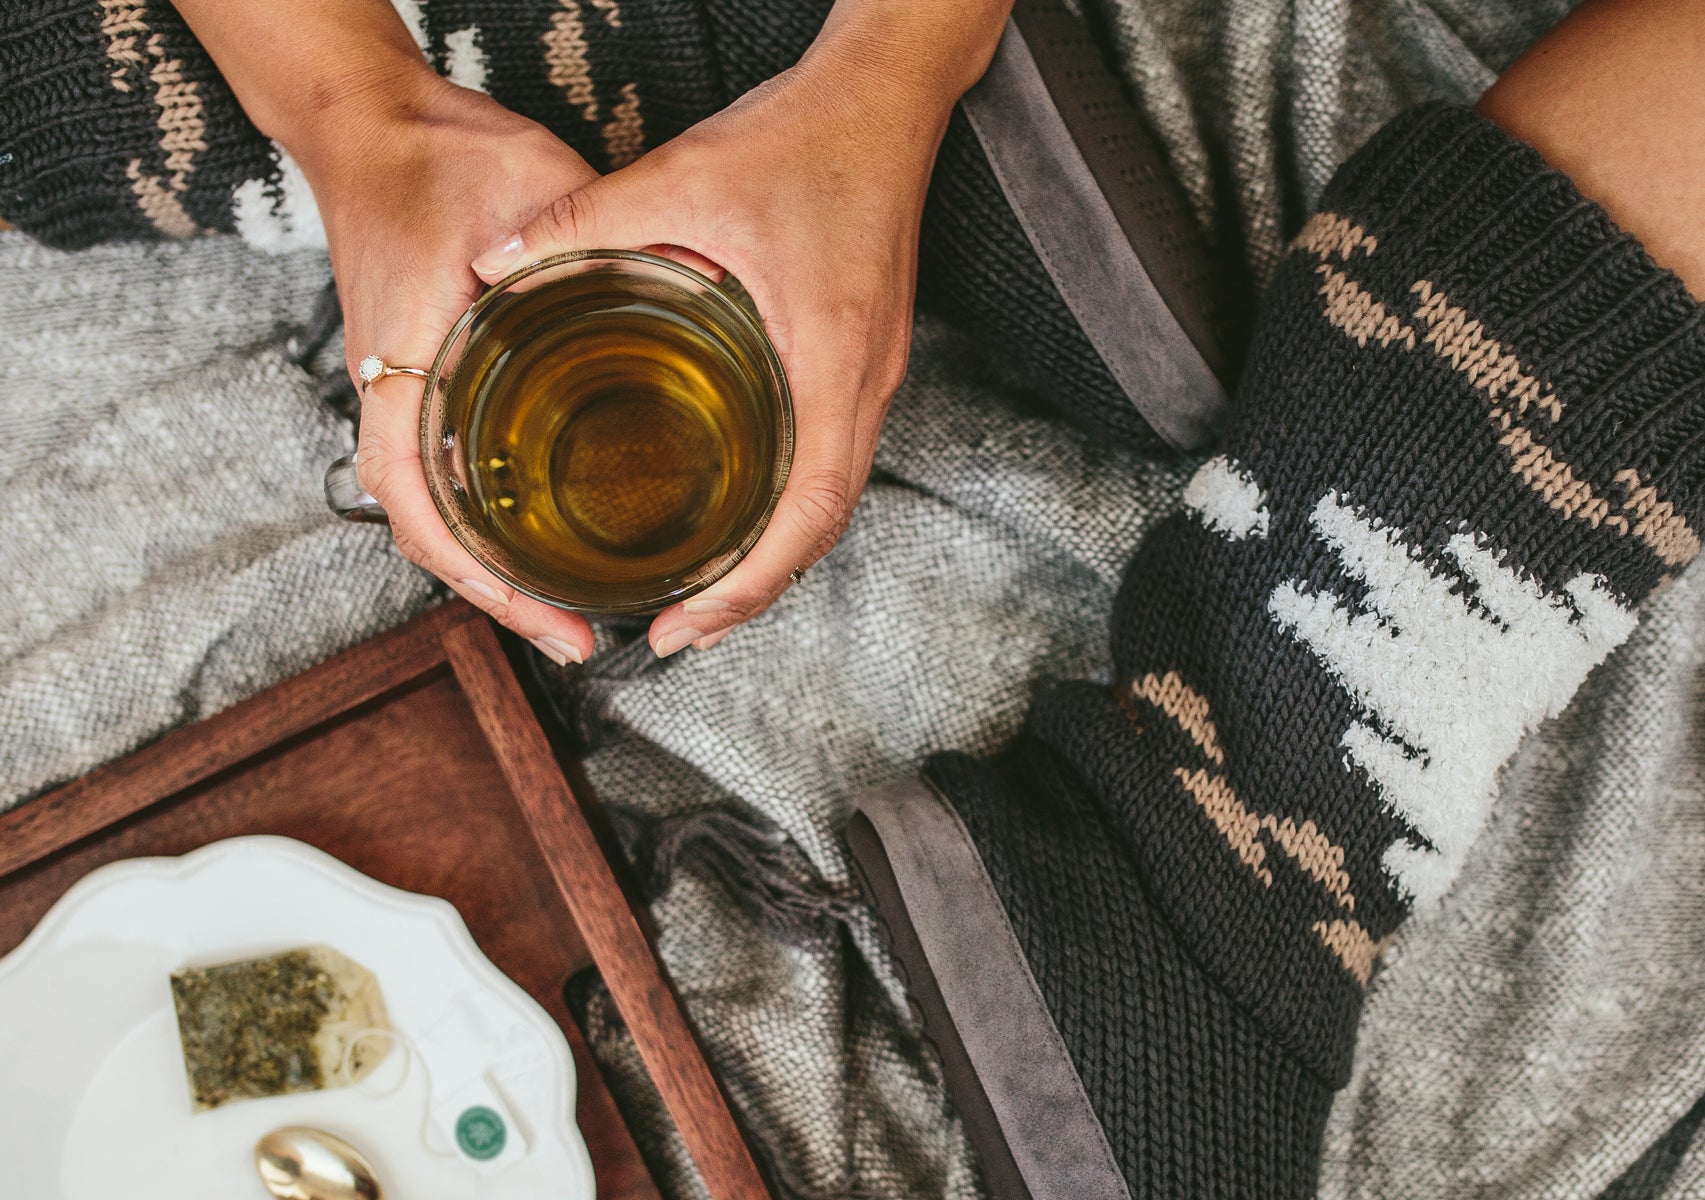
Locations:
530;636;583;666
654;627;704;658
682;596;733;615
693;628;731;651
471;233;524;279
460;577;508;606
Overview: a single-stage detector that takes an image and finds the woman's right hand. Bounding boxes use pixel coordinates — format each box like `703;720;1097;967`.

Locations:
291;73;604;666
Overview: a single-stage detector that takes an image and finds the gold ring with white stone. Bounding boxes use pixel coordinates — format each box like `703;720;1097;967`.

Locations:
357;355;430;397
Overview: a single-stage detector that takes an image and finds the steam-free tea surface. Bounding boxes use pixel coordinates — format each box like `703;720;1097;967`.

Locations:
453;271;777;602
550;379;724;557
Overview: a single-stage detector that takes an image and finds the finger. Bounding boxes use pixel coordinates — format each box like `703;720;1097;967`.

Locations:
692;627;732;652
647;405;861;656
469;157;679;282
641;243;727;282
356;374;596;663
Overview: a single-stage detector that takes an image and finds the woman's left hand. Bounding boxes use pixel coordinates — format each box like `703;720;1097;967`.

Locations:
468;22;984;656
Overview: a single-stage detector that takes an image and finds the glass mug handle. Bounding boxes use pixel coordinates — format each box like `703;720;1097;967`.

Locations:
325;452;390;523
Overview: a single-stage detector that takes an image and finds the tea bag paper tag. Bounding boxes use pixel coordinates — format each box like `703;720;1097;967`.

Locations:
414;994;491;1093
414;995;530;1171
432;1074;529;1172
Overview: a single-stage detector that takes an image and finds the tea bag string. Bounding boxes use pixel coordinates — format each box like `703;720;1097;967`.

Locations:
339;1026;461;1162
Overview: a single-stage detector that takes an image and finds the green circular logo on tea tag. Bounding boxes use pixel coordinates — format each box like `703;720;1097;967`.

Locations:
455;1105;507;1161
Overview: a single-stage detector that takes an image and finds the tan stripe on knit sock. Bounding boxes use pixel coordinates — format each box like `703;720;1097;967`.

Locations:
1614;468;1701;566
1311;918;1383;986
1134;674;1356;908
1294;211;1379;262
1411;281;1563;421
601;81;644;169
1166;769;1359;912
1261;816;1355;912
1412;279;1699;565
147;34;206;194
1316;264;1418;350
589;0;623;26
1495;420;1623;530
545;2;599;121
99;0;148;92
107;20;204;237
1134;673;1373;982
1131;671;1225;764
1172;767;1273;886
1298;216;1700;569
126;159;196;238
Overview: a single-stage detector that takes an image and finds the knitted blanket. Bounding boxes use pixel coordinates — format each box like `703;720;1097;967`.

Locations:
5;0;1702;1197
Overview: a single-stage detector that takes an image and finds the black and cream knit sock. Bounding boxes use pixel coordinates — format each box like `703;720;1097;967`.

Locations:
925;101;1705;1197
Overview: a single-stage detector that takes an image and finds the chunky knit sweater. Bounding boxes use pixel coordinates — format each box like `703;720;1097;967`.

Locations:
928;101;1705;1197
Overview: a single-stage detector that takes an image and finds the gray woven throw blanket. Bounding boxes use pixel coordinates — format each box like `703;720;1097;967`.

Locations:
5;0;1703;1196
0;233;435;802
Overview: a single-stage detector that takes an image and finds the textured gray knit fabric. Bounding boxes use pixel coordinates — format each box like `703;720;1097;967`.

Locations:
569;729;990;1200
0;232;436;808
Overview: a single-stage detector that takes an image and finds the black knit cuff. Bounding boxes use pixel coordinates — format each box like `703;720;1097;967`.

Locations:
1254;101;1705;608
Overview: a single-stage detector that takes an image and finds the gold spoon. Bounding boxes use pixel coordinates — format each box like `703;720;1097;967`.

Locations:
255;1126;385;1200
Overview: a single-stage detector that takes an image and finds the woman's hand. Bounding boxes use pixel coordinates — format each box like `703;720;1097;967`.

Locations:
301;78;604;666
166;0;602;660
466;22;984;656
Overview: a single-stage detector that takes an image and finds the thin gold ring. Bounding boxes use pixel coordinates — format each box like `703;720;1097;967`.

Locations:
357;354;431;397
789;568;806;585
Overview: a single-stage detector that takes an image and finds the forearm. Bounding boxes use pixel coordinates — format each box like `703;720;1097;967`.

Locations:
165;0;446;176
802;0;1012;134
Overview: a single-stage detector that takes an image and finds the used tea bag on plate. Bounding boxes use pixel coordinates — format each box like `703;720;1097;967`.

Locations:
169;944;390;1110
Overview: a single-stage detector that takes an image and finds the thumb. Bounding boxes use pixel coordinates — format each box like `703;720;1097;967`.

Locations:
470;160;671;282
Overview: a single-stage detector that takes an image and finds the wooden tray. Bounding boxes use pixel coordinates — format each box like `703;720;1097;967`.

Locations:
0;601;769;1200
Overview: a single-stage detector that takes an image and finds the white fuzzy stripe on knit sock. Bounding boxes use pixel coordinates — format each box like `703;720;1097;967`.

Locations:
1184;455;1271;540
444;27;490;92
1269;493;1636;905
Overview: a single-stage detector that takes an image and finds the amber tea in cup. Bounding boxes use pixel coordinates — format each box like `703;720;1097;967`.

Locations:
420;251;792;614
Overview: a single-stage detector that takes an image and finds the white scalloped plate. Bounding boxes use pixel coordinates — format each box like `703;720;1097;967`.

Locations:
0;836;596;1199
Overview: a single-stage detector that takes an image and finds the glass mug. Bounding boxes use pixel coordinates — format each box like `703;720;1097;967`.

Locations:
326;251;793;615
